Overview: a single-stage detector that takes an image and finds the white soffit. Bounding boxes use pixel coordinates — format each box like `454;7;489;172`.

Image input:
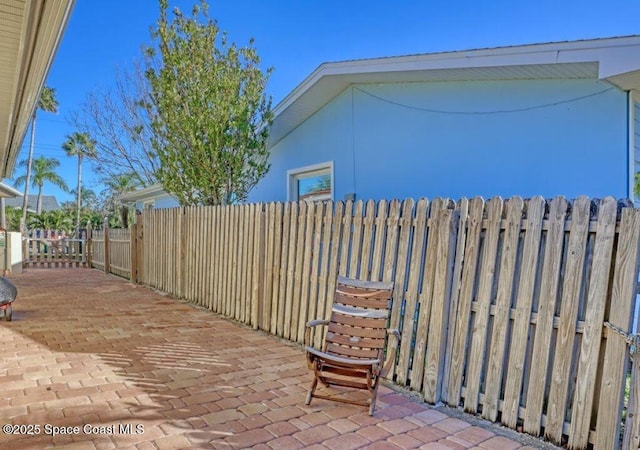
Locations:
0;0;75;177
269;36;640;147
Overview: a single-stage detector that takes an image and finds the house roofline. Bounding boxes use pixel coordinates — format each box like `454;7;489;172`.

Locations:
119;183;176;203
0;183;22;198
269;35;640;148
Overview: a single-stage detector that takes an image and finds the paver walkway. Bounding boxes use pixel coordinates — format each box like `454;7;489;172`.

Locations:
1;269;557;449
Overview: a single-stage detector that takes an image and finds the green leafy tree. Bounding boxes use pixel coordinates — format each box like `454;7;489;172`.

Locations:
145;0;273;206
68;187;99;212
100;173;140;228
29;210;73;232
80;211;103;230
62;132;97;230
22;86;59;226
4;207;22;232
14;157;68;214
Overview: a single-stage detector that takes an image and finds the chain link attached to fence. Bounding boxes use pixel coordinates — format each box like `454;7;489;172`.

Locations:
604;321;640;358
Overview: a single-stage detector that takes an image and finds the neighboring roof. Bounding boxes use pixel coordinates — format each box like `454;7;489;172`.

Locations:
119;183;176;203
0;182;22;198
5;195;60;212
269;35;640;147
0;1;75;177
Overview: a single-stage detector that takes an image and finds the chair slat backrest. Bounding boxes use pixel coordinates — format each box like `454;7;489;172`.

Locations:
325;277;393;360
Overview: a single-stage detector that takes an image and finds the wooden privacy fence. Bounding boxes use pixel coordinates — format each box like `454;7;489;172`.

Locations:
90;221;134;279
138;196;640;449
22;229;90;268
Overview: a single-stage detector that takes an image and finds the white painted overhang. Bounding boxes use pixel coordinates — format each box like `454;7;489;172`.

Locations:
0;181;21;198
119;183;169;203
0;0;75;177
268;35;640;148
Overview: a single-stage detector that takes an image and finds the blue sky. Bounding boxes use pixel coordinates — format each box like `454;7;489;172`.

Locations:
13;0;640;203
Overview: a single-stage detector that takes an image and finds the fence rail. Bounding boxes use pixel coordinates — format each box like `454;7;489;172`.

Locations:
132;196;640;449
90;226;132;279
23;229;89;268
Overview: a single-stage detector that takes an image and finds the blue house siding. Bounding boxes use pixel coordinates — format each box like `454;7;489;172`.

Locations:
249;91;355;202
249;78;628;203
131;194;179;211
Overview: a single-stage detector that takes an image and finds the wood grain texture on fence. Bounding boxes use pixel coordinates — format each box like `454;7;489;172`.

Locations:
598;206;640;449
422;203;458;403
568;197;617;448
502;196;545;428
482;197;523;422
135;195;640;449
464;197;503;413
446;197;483;404
545;196;591;443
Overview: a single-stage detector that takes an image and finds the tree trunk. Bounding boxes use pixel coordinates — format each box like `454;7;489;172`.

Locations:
36;184;43;215
22;113;36;225
120;205;129;229
76;154;83;232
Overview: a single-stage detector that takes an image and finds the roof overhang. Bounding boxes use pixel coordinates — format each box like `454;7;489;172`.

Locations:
119;183;173;203
0;0;75;177
0;182;21;198
269;35;640;147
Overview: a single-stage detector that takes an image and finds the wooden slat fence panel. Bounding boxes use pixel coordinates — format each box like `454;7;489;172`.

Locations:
423;203;459;403
482;197;523;421
501;196;545;427
464;197;504;413
24;229;90;269
545;196;591;443
568;197;618;448
135;196;640;449
445;197;483;404
599;207;640;449
396;198;429;386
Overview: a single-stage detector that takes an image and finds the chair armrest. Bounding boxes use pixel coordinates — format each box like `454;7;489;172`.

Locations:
304;319;329;347
380;329;400;378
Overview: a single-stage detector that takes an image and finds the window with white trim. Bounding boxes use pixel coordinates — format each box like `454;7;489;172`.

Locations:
288;162;333;201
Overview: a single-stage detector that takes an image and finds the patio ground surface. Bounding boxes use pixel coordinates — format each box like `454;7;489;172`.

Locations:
1;269;559;450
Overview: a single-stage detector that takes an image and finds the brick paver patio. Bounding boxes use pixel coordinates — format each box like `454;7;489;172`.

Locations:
1;269;558;449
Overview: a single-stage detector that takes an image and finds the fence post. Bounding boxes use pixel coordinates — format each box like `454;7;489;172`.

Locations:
20;218;26;269
86;221;92;268
103;217;110;274
135;211;143;284
129;220;137;283
624;352;640;449
251;204;266;330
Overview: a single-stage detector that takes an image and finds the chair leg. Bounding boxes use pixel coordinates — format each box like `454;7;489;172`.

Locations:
368;379;380;416
306;377;318;405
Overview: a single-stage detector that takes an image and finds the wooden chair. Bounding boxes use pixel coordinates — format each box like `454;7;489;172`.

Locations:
304;276;400;415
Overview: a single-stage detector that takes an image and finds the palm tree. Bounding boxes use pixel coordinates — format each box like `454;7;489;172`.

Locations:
29;210;73;232
14;157;68;215
69;187;98;212
62;132;97;231
21;86;58;227
101;173;140;228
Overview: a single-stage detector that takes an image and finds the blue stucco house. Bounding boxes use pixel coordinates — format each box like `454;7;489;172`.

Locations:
119;183;179;211
248;35;640;204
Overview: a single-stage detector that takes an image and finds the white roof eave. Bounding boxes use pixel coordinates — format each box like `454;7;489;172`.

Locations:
118;183;172;203
0;0;76;178
268;35;640;148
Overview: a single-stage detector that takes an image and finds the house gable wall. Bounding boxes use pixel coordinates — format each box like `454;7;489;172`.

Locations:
248;78;628;202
